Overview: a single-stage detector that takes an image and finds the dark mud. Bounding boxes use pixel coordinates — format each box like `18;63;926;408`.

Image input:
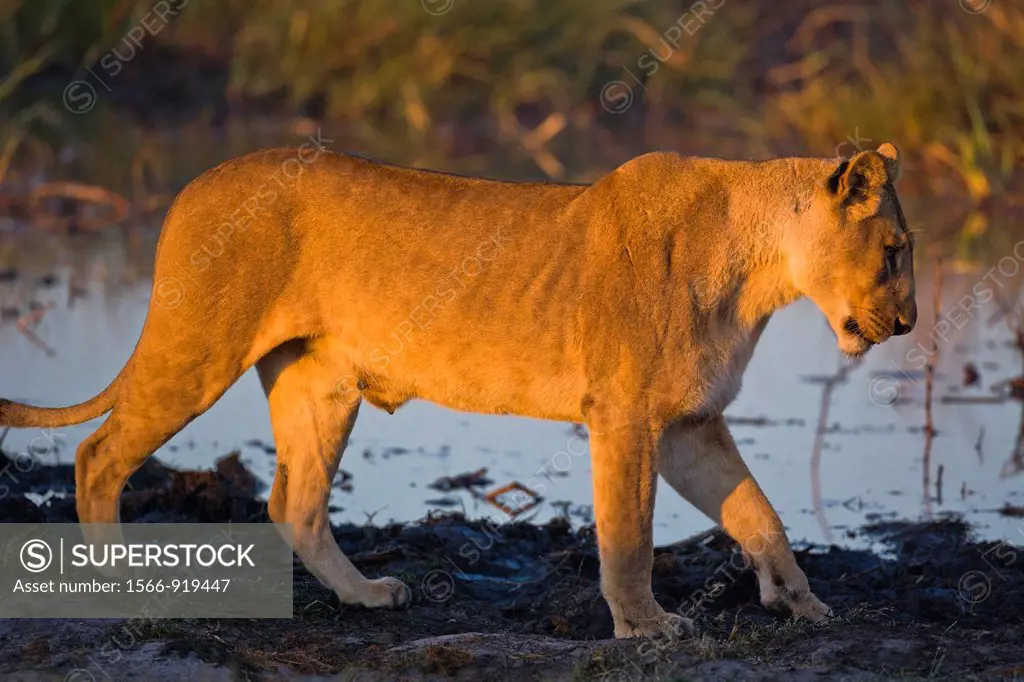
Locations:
1;452;1022;681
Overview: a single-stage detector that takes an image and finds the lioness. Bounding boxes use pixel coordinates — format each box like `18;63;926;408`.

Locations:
0;143;914;638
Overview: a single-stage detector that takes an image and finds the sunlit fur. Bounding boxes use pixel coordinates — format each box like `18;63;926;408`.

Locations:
0;143;914;638
785;143;916;357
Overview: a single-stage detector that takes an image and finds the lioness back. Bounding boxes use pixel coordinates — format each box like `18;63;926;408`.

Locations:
156;150;596;420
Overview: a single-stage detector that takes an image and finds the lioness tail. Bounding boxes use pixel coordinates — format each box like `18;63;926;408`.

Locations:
0;376;120;428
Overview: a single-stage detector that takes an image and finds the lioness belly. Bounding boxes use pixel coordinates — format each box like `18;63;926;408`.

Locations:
355;371;585;422
363;357;585;422
316;326;586;422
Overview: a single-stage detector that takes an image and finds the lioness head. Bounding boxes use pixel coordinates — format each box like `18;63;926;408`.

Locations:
787;143;916;357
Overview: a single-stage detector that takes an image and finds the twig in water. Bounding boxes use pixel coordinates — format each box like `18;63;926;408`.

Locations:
1001;325;1024;479
921;256;942;517
484;481;543;518
28;181;130;232
940;395;1004;405
16;302;56;357
362;505;387;524
810;356;862;541
665;526;723;552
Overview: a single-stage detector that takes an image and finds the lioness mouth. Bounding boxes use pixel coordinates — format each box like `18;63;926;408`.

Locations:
843;317;875;346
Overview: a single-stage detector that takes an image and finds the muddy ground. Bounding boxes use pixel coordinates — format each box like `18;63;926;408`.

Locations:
0;450;1022;681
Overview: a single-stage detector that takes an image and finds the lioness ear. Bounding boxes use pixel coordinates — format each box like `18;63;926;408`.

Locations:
827;150;889;219
876;142;901;183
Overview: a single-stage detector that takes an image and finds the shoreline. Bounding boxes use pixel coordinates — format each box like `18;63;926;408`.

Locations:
0;452;1021;680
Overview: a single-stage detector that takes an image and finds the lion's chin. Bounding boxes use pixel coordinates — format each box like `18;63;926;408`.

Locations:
837;332;874;358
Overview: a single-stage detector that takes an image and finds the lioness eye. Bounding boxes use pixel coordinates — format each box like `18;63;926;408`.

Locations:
884;246;899;274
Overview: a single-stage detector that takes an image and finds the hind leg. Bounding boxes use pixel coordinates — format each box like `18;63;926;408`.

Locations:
258;343;409;608
75;406;198;526
73;404;197;562
75;353;245;546
74;423;120;525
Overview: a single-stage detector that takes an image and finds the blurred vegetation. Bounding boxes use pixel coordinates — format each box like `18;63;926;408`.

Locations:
0;0;1021;217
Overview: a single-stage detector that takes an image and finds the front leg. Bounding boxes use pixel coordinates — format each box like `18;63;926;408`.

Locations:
658;415;831;622
588;406;693;639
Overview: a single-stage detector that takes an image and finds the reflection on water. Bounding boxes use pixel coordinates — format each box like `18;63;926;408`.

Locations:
1;124;1022;547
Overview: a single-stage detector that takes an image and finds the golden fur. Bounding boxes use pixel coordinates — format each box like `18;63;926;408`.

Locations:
0;142;915;637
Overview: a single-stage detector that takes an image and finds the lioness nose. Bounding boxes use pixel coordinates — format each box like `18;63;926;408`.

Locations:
893;318;912;336
894;301;917;336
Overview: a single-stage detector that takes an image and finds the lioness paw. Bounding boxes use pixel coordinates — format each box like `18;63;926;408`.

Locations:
790;592;833;623
615;611;694;640
763;588;833;623
359;576;411;609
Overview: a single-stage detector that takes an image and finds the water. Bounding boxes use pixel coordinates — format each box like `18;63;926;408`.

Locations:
2;123;1021;547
